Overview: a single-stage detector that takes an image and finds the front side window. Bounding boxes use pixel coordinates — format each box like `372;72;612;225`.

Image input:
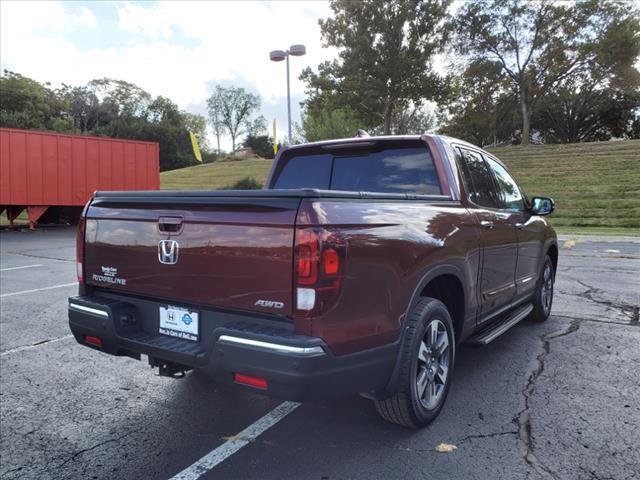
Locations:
457;148;500;209
486;157;525;211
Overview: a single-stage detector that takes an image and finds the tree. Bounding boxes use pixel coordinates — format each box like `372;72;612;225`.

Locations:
208;85;260;151
531;4;640;142
243;134;274;159
300;106;362;142
57;84;104;133
392;104;436;135
0;70;69;131
144;96;194;170
183;112;209;152
303;0;450;134
0;71;211;171
533;80;640;143
88;78;151;139
206;88;224;153
439;59;518;146
246;115;267;137
452;0;640;145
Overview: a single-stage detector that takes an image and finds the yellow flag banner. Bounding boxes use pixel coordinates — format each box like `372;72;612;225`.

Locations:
189;131;202;162
272;119;278;156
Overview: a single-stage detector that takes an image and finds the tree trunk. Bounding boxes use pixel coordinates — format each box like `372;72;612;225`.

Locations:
383;100;394;135
521;98;532;146
215;131;221;153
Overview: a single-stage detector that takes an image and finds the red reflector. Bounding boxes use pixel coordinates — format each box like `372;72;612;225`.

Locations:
84;335;102;347
323;248;339;275
234;373;268;389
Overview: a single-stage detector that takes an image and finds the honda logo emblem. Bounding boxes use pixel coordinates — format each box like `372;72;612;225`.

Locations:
158;240;179;265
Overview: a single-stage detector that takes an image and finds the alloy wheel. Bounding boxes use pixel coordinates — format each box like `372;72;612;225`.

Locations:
416;319;450;410
541;261;554;316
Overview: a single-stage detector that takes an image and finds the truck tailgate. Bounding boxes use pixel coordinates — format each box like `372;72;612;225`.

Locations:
84;193;299;317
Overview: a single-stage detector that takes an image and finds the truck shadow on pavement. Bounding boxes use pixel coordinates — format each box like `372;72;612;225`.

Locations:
172;320;552;480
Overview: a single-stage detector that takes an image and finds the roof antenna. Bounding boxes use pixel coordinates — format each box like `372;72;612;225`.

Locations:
356;129;370;138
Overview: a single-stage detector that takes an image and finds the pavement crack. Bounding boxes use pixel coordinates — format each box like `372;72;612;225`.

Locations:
552;314;639;328
0;335;74;357
516;319;581;480
1;465;27;479
457;430;518;445
56;431;135;470
576;280;639;324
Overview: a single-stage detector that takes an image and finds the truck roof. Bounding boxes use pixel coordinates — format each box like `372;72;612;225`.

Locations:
284;134;431;152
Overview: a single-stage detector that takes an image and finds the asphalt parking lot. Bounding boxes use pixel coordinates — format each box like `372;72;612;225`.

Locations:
1;227;638;480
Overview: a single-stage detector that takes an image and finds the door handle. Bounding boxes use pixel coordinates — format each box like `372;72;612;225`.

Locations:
515;223;524;230
480;220;494;229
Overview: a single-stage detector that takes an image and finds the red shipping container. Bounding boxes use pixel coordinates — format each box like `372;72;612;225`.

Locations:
0;128;159;227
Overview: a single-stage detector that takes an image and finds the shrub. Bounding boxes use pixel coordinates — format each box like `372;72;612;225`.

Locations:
243;134;275;159
223;176;262;190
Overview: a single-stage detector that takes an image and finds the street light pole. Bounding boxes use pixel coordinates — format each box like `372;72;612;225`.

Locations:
286;52;291;144
270;44;306;145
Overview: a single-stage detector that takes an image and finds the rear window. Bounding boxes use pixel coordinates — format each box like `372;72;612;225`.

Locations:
271;143;441;195
269;154;333;189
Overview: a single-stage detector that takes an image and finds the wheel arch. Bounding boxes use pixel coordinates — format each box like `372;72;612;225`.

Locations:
373;264;468;400
547;242;558;274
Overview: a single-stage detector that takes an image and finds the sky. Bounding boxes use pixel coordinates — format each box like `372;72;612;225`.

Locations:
0;0;336;150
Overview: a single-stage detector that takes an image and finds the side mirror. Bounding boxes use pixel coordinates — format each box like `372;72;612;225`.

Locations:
530;196;554;216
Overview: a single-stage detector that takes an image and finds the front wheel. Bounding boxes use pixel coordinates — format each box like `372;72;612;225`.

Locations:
529;254;555;323
374;298;455;428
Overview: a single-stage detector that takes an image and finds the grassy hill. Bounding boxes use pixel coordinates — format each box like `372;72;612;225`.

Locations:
160;158;273;191
160;140;640;235
488;140;639;235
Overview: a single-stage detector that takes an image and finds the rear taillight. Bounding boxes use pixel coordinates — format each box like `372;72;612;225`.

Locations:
296;230;319;285
76;216;85;284
294;228;345;317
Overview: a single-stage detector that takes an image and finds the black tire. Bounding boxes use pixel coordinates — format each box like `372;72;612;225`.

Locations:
374;297;455;428
529;254;555;323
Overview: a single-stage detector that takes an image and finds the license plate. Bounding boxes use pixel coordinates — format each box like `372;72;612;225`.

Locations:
159;305;199;341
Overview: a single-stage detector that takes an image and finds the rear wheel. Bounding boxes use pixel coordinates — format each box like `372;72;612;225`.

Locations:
529;254;555;323
374;298;455;428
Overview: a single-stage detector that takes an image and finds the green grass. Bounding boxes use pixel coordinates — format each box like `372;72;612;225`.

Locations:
488;140;640;235
156;140;640;236
0;211;28;226
160;158;273;190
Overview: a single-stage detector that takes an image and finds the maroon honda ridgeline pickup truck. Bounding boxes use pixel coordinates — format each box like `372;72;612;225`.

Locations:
69;135;557;428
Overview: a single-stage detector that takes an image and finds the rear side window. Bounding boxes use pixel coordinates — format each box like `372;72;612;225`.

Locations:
457;148;500;209
272;144;441;195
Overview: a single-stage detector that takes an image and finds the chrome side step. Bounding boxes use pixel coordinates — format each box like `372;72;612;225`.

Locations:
467;303;533;345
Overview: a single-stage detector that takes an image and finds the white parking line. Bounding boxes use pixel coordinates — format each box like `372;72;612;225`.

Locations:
170;401;301;480
0;282;78;298
0;264;43;272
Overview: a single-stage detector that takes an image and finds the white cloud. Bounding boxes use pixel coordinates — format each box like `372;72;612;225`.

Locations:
0;0;335;149
116;2;173;40
71;6;98;28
